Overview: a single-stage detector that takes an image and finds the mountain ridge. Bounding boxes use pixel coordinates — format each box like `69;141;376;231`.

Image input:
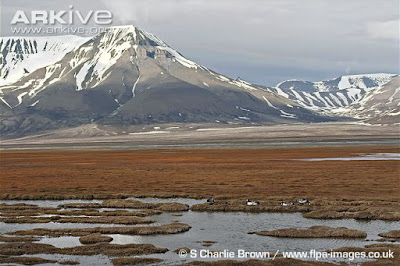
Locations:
0;35;89;86
0;25;327;136
331;75;400;124
267;73;396;111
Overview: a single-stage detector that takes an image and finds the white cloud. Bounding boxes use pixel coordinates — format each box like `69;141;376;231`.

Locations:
367;20;399;40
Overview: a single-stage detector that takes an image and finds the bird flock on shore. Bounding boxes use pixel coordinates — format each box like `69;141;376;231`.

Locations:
205;198;311;206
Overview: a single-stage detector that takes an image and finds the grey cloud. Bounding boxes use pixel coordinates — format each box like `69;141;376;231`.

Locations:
1;0;399;85
367;19;399;40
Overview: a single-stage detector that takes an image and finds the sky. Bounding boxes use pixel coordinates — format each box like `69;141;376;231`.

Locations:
1;0;399;85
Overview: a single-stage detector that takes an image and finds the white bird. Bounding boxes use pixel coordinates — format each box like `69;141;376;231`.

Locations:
280;201;294;206
296;198;311;205
246;199;260;206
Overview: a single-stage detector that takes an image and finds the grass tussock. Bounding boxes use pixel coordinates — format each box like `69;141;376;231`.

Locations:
202;242;215;247
58;203;102;209
175;247;191;254
98;209;163;217
0;203;47;210
0;208;162;218
0;255;57;265
255;226;367;238
155;202;190;211
378;230;400;242
79;233;113;244
0;242;59;255
10;222;191;237
59;199;189;212
0;242;168;256
303;206;400;221
0;236;38;242
379;230;400;239
0;215;155;225
191;200;311;213
112;257;163;265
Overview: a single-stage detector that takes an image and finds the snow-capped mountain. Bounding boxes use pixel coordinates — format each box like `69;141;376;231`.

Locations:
0;36;89;86
332;75;400;124
0;26;326;135
268;74;396;111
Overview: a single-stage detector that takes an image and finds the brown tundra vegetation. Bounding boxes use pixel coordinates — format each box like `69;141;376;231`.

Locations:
1;146;399;200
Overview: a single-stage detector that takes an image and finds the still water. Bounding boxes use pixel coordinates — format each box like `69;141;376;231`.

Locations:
0;198;398;265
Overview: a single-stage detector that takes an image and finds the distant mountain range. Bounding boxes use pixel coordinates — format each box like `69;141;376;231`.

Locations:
265;73;399;124
331;75;399;125
267;74;396;111
0;25;398;136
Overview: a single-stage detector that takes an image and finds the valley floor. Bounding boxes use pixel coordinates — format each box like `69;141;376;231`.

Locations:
1;122;399;149
1;144;399;200
1;123;399;265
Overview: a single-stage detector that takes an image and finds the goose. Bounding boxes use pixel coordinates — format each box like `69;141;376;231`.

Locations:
296;198;311;205
280;201;294;206
207;198;215;205
246;199;260;206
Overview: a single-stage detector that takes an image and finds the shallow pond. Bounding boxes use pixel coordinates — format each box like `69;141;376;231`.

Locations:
297;152;400;161
1;198;399;265
0;199;102;208
129;197;205;206
2;139;398;151
38;236;82;248
111;211;399;264
0;221;133;235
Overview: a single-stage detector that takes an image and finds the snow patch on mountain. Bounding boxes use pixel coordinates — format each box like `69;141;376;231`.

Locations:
0;35;89;86
337;73;395;90
269;74;397;112
332;75;399;124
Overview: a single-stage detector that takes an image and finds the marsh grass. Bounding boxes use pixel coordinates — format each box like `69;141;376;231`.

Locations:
79;233;113;244
112;257;163;265
255;226;367;238
10;222;191;237
0;242;168;256
0;216;155;225
0;255;57;265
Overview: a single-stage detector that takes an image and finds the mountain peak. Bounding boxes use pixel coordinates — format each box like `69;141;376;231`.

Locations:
340;73;395;79
108;25;136;31
0;24;328;135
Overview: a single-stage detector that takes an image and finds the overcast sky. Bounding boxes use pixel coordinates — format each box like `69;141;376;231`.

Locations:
1;0;399;85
